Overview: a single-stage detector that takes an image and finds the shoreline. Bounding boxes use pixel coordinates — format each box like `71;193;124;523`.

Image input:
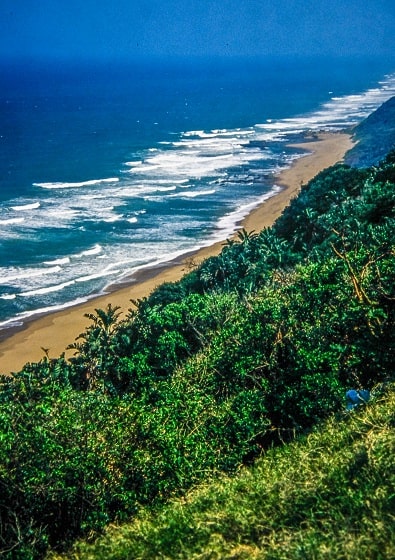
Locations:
0;131;354;375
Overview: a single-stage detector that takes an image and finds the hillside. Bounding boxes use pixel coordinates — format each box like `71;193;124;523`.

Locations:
51;383;395;560
345;95;395;167
0;119;394;557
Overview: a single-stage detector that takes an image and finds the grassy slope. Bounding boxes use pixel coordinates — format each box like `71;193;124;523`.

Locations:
51;383;395;560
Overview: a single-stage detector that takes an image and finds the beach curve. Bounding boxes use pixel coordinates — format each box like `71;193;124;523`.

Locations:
0;132;354;375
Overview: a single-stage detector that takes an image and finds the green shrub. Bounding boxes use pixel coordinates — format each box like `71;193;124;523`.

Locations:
56;384;395;560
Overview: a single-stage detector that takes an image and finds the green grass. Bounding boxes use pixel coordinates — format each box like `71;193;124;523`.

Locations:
50;383;395;560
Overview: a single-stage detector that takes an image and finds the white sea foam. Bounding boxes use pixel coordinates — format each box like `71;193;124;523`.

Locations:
75;269;120;283
255;73;395;136
1;266;62;283
103;216;122;223
127;148;266;181
169;189;216;198
125;161;143;167
34;177;119;189
19;280;76;297
11;201;40;211
0;217;25;225
43;257;71;266
156;186;178;192
215;185;282;237
0;296;94;331
139;185;177;193
124;125;270;186
115;248;201;284
0;294;16;300
104;257;141;271
113;184;178;198
45;209;81;219
79;193;107;200
182;128;254;139
75;244;103;258
136;179;188;185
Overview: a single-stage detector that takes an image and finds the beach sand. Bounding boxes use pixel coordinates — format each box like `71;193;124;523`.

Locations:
0;132;354;375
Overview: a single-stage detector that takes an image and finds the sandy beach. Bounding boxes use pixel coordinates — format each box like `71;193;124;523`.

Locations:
0;132;354;375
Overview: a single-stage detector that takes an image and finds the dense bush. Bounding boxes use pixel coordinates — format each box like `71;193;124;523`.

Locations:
1;150;394;557
54;383;395;560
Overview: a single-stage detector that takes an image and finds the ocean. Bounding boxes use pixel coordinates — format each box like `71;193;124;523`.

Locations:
1;55;395;332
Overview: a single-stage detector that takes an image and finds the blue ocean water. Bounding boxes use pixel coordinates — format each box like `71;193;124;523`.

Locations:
1;55;395;332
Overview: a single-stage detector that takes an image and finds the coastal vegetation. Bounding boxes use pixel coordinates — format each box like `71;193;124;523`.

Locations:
51;382;395;560
0;144;394;558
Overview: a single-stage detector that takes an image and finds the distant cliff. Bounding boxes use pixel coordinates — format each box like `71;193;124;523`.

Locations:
345;95;395;167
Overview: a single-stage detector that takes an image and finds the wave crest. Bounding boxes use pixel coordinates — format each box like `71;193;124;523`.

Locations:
34;178;119;189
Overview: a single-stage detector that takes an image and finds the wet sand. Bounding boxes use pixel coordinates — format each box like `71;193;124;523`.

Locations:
0;132;354;375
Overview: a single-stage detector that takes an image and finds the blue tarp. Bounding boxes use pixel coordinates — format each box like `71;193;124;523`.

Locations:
346;389;370;410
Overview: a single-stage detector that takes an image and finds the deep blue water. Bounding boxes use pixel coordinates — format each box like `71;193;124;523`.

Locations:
1;55;395;331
